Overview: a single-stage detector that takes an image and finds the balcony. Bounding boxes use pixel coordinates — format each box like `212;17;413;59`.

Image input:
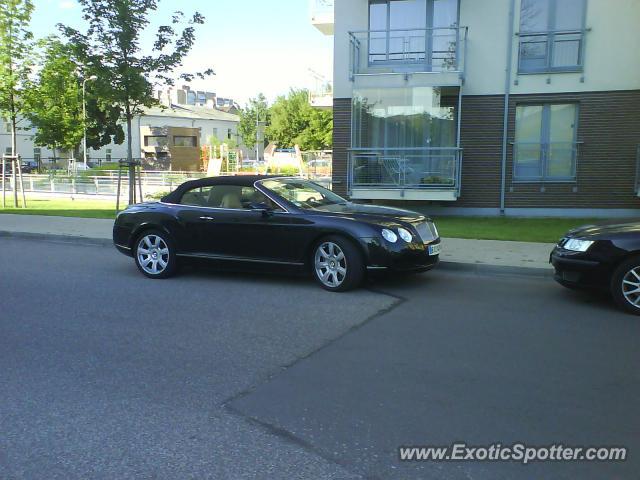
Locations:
308;82;333;109
310;0;334;35
349;27;468;85
517;29;587;74
348;147;462;201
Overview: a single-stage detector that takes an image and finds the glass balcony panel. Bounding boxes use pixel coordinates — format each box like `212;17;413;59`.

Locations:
350;148;461;188
547;143;576;179
350;27;466;76
551;34;581;68
514;143;544;179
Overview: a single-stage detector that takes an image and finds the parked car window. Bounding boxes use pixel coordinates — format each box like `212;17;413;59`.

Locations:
179;185;282;211
261;179;347;210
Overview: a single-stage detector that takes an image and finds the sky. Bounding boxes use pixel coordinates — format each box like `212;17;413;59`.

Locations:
31;0;334;106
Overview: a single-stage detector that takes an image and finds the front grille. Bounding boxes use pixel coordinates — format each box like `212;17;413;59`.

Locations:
414;221;436;243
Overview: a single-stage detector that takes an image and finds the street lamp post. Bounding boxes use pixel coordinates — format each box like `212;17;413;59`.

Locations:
256;111;259;162
82;75;98;169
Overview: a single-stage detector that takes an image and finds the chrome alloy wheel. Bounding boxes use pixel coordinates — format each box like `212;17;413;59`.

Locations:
314;241;347;288
621;267;640;308
137;234;170;275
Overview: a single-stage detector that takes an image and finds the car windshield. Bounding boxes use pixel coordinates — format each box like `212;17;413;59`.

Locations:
261;178;348;210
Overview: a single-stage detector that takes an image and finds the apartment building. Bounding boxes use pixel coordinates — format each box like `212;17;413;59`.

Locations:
314;0;640;216
157;86;241;114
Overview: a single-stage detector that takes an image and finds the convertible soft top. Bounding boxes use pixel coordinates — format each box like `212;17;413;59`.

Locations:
161;175;285;204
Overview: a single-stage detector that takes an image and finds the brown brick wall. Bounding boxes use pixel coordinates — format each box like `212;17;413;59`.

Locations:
332;90;640;210
332;98;351;197
457;95;505;207
504;90;640;209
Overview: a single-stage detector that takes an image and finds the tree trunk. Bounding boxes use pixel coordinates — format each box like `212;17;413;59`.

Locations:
11;115;17;207
125;107;135;204
10;116;17;157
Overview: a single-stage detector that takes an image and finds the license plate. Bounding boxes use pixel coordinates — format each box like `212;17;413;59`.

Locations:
428;243;442;256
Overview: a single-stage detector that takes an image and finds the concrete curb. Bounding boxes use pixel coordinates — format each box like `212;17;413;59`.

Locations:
439;260;553;278
0;230;112;247
0;230;554;278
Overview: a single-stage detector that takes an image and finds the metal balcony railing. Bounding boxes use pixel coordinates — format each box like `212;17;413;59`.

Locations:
512;142;579;181
517;29;587;73
308;82;333;108
349;27;468;79
310;0;334;32
349;147;462;193
310;0;333;16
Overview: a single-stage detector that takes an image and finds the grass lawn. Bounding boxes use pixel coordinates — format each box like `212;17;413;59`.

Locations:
0;198;117;219
433;216;599;243
0;198;601;242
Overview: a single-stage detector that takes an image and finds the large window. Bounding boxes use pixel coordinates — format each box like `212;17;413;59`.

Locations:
144;135;168;148
353;86;456;149
368;0;459;70
514;103;578;181
351;86;459;187
173;136;197;147
519;0;586;73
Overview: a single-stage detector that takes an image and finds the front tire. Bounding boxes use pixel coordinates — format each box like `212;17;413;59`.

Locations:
611;256;640;315
312;236;364;292
134;230;177;279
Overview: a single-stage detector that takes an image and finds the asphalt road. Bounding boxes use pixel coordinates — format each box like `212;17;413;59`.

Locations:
0;237;638;479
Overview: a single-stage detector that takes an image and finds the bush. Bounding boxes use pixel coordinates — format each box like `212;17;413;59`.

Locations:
266;165;301;176
145;191;170;201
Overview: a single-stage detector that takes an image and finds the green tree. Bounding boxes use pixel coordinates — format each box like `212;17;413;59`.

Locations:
238;93;269;150
0;0;34;156
267;89;332;151
60;0;213;202
24;38;84;161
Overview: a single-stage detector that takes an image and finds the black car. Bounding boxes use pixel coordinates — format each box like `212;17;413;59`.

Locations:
113;176;442;291
551;220;640;314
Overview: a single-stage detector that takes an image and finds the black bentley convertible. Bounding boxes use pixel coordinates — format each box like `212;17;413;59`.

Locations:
113;175;442;291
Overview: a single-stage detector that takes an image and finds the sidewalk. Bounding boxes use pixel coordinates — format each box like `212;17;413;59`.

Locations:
0;214;555;274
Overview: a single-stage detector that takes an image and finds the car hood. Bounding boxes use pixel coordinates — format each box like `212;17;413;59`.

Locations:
308;203;428;226
567;219;640;239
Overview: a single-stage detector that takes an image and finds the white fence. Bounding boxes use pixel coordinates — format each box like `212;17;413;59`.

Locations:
2;171;207;198
2;166;333;199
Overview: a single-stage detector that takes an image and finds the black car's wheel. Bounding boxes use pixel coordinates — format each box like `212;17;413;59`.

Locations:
312;235;364;292
134;230;177;279
611;256;640;315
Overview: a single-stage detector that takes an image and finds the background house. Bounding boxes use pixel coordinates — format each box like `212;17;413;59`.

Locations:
0;85;242;169
317;0;640;217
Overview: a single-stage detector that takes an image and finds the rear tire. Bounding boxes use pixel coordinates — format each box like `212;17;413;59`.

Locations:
312;235;365;292
611;256;640;315
133;230;177;279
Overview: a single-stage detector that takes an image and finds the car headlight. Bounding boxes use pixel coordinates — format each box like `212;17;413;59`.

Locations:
397;228;413;243
381;229;398;243
564;238;594;252
430;221;439;238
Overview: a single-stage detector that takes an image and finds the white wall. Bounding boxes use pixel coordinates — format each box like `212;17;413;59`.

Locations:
333;0;368;99
333;0;640;99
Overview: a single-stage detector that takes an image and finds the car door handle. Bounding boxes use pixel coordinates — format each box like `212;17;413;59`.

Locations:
199;216;215;221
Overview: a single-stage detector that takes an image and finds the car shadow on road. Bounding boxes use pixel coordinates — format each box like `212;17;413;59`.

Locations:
176;261;315;289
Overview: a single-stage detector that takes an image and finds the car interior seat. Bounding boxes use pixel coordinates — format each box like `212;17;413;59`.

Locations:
220;192;243;209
